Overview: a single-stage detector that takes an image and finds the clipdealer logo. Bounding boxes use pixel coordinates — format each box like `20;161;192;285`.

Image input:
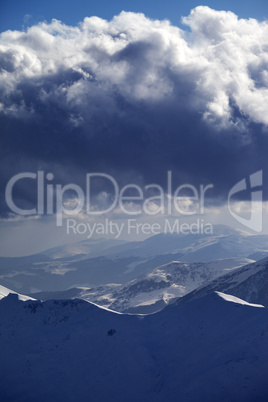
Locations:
5;171;214;226
5;170;264;234
228;170;263;233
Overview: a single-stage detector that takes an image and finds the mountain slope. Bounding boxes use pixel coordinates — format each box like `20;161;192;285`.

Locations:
41;238;127;260
0;291;267;401
1;225;268;294
106;258;254;313
101;225;268;261
177;256;268;307
31;258;253;314
0;284;35;301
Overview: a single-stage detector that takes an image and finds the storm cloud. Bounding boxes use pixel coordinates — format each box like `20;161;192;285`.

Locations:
1;6;268;216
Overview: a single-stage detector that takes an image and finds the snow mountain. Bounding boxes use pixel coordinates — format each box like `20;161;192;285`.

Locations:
31;257;253;314
0;284;35;302
1;225;268;294
100;225;268;261
0;291;267;401
177;256;268;307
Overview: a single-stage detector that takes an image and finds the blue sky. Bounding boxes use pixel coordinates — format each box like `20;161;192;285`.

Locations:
0;0;267;32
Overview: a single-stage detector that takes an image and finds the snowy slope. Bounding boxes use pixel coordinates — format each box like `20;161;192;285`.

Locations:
177;256;268;307
0;284;35;301
105;258;254;313
216;291;264;308
0;291;268;401
31;258;253;314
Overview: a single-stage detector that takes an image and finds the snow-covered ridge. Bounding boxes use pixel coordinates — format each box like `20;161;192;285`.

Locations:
216;292;264;308
0;290;268;401
177;256;268;307
31;257;253;314
0;284;35;301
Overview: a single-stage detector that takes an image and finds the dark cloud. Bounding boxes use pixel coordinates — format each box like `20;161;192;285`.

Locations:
0;7;268;217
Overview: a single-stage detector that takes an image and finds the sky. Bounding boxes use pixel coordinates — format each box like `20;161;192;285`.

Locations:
0;1;268;255
0;0;267;32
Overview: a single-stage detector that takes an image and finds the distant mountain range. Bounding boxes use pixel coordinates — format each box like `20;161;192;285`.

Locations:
1;225;268;296
32;257;253;314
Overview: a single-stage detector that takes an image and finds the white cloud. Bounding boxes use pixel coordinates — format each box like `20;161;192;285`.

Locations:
0;7;268;127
